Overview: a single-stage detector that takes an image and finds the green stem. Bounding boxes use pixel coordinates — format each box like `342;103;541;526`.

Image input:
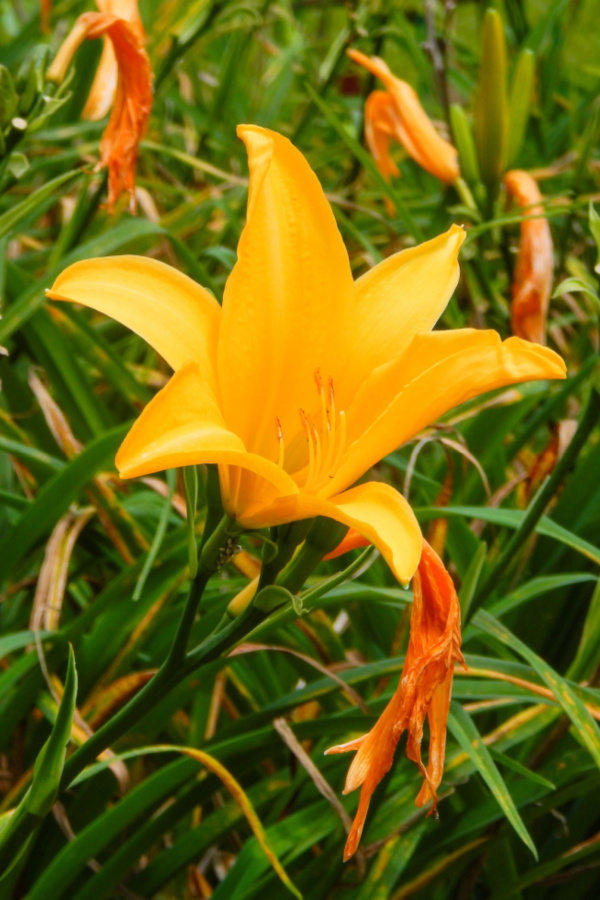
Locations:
60;513;237;789
468;384;600;622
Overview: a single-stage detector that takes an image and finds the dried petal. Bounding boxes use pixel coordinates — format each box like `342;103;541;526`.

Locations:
505;170;553;345
326;540;464;860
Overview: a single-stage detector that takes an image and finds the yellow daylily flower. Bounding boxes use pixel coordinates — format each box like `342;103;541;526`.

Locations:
47;125;565;588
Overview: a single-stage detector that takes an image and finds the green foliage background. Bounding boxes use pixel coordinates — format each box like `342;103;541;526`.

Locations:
1;0;600;897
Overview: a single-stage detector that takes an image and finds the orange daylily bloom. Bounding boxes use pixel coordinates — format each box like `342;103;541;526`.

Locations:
47;126;564;857
504;170;554;345
327;539;464;860
348;49;460;185
47;1;151;212
47;125;564;589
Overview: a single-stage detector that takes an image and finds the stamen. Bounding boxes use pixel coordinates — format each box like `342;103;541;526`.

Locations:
329;410;347;476
315;368;329;440
275;416;285;469
299;409;315;489
310;415;322;485
323;377;338;474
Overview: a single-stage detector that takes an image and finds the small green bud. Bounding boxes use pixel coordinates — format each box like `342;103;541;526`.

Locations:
475;9;509;191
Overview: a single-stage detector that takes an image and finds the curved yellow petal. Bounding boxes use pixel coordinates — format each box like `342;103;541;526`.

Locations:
338;225;464;404
47;256;221;381
218;125;354;460
116;365;300;501
239;481;422;586
327;330;566;497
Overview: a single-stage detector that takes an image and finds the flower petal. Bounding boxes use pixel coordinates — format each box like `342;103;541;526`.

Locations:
364;90;401;180
47;255;221;381
338;225;464;403
328;329;566;497
83;2;145;120
115;364;299;499
326;540;463;860
239;480;422;586
218;125;354;460
348;50;459;184
116;367;299;502
504;170;553;345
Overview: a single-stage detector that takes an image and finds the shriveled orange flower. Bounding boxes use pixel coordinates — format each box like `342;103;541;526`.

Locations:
348;49;460;185
47;1;152;213
504;170;553;345
327;539;464;860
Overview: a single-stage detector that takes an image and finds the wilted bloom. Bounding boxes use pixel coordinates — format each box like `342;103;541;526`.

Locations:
348;49;460;185
327;540;464;859
504;170;553;345
47;1;151;212
48;127;564;854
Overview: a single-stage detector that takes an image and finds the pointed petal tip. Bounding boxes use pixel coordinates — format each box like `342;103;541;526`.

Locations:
343;827;361;862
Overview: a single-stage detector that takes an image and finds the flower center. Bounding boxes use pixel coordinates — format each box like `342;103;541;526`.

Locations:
275;369;347;493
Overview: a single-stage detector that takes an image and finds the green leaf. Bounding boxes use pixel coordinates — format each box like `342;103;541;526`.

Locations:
447;702;537;857
0;170;79;241
26;645;78;816
133;469;177;601
458;541;487;620
552;276;598;303
489;748;555;790
474;611;600;770
416;505;600;564
0;424;128;585
589;202;600;273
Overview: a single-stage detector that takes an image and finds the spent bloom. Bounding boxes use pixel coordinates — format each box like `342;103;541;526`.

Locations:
348;49;460;185
504;170;554;345
47;0;151;212
327;539;464;860
48;125;565;853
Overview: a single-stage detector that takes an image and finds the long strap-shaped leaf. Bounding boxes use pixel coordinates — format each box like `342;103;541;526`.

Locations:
474;610;600;769
447;702;537;857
